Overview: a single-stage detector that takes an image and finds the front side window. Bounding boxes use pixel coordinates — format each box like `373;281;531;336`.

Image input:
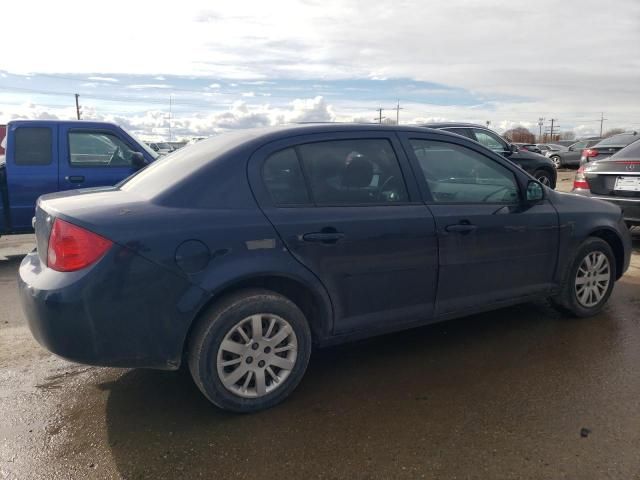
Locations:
410;139;519;204
15;127;52;165
263;148;310;205
571;141;587;150
69;131;135;167
472;129;508;153
296;139;408;205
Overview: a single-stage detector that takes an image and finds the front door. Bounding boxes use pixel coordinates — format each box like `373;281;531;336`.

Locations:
250;133;439;334
58;126;137;191
401;133;559;315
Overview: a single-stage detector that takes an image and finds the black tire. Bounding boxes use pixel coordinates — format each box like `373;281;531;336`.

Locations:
550;237;616;317
533;169;555;189
188;289;312;413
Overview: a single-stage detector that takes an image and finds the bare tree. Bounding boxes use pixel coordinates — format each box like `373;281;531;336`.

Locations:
504;127;535;143
603;128;625;138
559;131;575;141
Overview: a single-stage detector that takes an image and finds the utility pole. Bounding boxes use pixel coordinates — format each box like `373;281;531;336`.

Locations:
599;112;607;137
538;117;545;142
375;107;385;124
394;100;403;125
74;94;81;120
548;118;557;141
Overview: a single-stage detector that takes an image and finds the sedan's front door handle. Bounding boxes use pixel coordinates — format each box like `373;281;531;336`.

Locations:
302;232;345;244
445;224;477;233
65;175;85;184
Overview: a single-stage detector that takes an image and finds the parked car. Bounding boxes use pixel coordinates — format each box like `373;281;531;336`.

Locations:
0;120;157;237
514;143;543;154
580;132;640;164
147;142;174;155
572;137;640;226
537;143;567;154
423;123;557;187
547;139;601;168
20;124;631;412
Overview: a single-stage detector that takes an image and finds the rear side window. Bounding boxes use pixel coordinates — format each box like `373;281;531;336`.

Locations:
297;139;408;205
263;148;310;205
14;127;52;165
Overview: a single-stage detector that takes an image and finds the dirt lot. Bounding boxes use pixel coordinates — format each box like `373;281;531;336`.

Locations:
2;171;640;479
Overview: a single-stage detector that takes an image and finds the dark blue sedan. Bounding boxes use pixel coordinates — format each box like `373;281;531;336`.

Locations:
19;124;632;412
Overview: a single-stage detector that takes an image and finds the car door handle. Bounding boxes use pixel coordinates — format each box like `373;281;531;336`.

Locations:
302;232;345;244
445;223;477;234
65;175;85;184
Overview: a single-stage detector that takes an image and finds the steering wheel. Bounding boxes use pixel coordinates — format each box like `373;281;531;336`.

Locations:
482;186;511;202
376;176;398;200
108;146;123;166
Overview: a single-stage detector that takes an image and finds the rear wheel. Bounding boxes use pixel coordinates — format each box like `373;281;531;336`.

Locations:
188;289;312;412
550;155;561;168
551;237;616;317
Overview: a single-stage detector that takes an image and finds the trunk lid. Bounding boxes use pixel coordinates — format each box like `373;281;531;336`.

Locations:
584;160;640;197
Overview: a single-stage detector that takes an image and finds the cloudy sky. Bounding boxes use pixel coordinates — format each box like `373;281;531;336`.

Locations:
1;0;639;140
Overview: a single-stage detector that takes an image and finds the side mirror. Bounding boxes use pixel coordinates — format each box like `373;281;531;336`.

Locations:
131;152;148;170
526;180;544;203
568;146;574;151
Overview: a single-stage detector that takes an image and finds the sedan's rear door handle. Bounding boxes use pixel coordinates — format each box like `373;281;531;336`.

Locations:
445;224;477;233
65;175;85;184
302;232;345;243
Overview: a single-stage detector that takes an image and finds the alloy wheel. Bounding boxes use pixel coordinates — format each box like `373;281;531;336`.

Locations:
537;174;551;186
217;314;298;398
575;251;610;308
551;156;561;168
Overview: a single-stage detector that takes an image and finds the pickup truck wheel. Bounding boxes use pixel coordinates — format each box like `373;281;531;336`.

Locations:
188;289;311;413
550;237;616;317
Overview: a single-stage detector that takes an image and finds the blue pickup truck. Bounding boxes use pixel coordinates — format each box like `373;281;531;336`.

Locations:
0;120;158;236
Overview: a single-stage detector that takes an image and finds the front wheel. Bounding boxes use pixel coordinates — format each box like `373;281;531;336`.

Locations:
188;289;312;412
551;237;616;317
533;169;554;188
550;155;561;168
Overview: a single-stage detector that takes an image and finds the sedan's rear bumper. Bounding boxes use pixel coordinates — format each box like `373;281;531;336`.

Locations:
18;246;204;370
571;188;640;226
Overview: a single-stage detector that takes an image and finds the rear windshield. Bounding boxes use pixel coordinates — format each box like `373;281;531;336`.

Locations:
120;130;254;198
611;139;640;159
597;133;639;147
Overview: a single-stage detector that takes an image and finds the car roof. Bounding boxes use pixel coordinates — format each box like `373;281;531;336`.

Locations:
419;122;485;129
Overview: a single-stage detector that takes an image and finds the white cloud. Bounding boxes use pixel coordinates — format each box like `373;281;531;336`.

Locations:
87;76;118;83
127;84;172;89
208;83;221;89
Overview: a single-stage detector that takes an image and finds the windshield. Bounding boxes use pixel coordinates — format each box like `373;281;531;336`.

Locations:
124;128;159;159
597;133;639;147
156;143;171;149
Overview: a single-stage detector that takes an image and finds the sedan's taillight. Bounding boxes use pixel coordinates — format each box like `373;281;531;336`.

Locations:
582;148;599;159
47;218;113;272
573;166;590;190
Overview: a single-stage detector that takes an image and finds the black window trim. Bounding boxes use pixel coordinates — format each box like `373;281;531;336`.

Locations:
264;136;417;208
67;128;138;169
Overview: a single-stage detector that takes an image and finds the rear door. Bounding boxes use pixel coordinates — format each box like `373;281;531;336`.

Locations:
399;131;559;315
58;125;138;190
4;122;58;231
249;131;439;335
